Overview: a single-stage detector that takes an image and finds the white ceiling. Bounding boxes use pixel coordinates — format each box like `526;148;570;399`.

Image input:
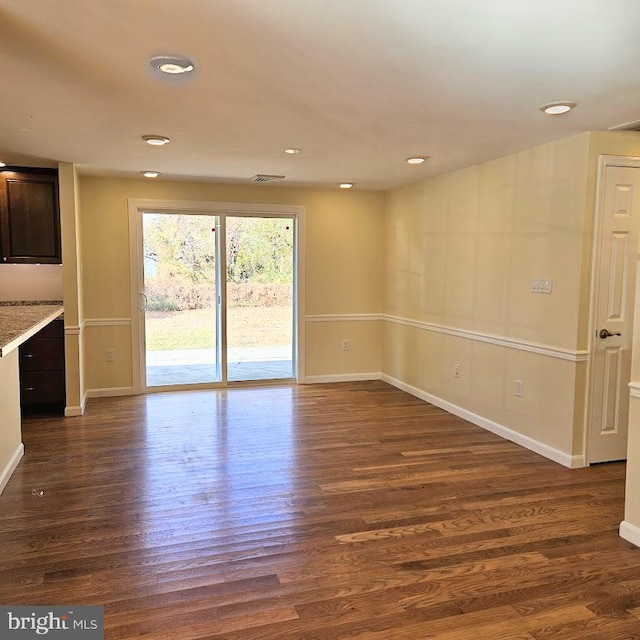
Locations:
1;0;640;190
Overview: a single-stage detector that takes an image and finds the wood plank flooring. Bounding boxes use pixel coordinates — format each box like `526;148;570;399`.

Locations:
1;381;639;639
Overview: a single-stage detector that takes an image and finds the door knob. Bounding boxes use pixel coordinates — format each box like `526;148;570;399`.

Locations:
599;328;622;339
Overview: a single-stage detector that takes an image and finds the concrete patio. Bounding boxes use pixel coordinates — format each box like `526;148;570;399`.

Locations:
146;346;294;386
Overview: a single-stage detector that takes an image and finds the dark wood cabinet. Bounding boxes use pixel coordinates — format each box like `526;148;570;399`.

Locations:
19;318;65;411
0;168;61;264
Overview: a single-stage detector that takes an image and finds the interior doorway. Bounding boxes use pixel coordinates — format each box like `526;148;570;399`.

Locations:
129;200;304;392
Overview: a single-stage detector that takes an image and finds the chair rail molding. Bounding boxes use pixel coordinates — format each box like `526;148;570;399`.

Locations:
306;313;589;362
385;314;588;362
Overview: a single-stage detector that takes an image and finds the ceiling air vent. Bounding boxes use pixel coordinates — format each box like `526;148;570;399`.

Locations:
609;119;640;132
251;174;285;183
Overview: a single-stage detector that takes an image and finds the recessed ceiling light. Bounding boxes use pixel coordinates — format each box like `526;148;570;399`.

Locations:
142;135;170;146
149;56;194;75
540;102;577;115
339;183;354;189
406;156;428;164
284;148;302;155
141;171;160;178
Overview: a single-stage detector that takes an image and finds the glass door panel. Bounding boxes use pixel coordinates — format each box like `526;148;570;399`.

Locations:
142;213;221;387
226;216;294;381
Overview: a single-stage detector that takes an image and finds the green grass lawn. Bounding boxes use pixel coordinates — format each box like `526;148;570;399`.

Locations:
145;306;293;350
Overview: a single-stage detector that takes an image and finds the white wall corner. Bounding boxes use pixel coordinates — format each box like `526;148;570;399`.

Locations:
0;443;24;495
620;520;640;547
380;374;585;469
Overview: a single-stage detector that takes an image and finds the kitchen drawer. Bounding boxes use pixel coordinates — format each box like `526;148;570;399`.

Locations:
18;317;65;410
20;370;65;405
19;338;65;371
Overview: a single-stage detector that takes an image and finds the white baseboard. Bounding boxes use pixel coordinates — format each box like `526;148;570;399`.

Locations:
620;520;640;547
86;386;135;399
303;372;381;384
0;443;24;495
381;374;586;469
64;391;87;417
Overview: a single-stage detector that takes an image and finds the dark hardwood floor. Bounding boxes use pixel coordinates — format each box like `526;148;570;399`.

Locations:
1;381;639;639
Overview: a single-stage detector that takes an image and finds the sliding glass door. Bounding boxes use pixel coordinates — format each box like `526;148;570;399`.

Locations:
143;213;221;387
140;211;295;388
226;216;294;381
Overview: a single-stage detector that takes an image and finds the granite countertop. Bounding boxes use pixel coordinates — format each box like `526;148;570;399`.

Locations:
0;300;63;307
0;303;64;357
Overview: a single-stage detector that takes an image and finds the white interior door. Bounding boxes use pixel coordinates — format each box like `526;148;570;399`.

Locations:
589;165;640;463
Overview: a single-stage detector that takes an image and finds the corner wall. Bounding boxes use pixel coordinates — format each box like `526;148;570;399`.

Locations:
58;162;85;416
623;272;640;544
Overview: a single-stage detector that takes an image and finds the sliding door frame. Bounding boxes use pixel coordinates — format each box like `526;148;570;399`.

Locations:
140;210;224;391
128;198;305;394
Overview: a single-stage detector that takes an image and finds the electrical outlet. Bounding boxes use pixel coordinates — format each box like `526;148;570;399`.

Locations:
342;339;351;352
515;379;523;397
106;348;115;362
454;363;461;379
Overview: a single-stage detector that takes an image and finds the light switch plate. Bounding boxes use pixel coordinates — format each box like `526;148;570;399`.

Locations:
531;277;552;294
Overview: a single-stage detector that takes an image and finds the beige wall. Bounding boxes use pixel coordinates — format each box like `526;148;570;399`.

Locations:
383;133;593;461
383;130;640;469
0;350;22;494
0;265;63;301
626;276;640;528
78;177;385;389
306;320;382;378
625;237;640;536
625;397;640;531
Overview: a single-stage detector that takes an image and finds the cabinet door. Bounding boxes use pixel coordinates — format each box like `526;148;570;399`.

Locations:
18;319;66;408
20;338;65;372
0;170;61;264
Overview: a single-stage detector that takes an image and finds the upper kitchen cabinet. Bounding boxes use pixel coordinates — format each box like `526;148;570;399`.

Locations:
0;168;61;264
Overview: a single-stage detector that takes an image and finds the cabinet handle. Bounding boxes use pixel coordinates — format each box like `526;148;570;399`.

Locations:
23;387;35;391
22;354;35;358
2;257;6;262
